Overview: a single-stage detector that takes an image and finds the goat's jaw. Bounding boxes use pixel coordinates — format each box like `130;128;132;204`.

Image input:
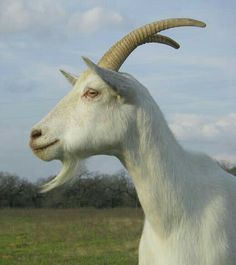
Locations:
30;136;86;192
30;138;62;162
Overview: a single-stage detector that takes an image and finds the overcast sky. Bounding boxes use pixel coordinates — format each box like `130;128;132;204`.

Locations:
0;0;236;181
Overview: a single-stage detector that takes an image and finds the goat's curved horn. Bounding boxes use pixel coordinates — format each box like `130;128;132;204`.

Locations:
98;18;206;71
144;34;180;49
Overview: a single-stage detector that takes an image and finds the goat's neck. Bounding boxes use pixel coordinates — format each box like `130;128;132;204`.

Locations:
120;103;188;238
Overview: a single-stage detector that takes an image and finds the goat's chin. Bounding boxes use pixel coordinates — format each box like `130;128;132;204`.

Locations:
39;157;85;193
32;146;62;162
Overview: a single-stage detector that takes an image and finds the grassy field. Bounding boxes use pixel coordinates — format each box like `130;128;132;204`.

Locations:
0;208;143;265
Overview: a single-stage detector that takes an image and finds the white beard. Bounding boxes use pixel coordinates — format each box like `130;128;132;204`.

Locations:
40;157;85;193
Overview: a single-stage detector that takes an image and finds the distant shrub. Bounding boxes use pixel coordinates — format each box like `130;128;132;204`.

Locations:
0;170;140;208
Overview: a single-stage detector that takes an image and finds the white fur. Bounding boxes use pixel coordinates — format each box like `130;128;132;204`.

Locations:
30;59;236;264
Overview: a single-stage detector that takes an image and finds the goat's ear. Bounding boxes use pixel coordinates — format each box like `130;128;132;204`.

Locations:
59;69;78;86
82;57;134;99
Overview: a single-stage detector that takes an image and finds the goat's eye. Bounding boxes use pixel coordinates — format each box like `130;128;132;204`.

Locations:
83;88;100;99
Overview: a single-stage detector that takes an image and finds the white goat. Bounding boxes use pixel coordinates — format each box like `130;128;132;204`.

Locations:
30;18;236;265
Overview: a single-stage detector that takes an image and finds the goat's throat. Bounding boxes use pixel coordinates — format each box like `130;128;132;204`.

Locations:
121;111;186;237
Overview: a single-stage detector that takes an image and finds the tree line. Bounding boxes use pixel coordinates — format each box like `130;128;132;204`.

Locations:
0;170;139;208
0;163;235;208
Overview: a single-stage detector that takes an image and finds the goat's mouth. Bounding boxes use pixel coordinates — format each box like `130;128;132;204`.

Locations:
30;139;60;152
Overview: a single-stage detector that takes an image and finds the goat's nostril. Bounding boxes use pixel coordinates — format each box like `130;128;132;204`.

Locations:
31;129;42;139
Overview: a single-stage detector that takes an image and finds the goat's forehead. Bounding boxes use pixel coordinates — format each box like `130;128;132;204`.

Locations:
75;70;105;90
73;69;148;100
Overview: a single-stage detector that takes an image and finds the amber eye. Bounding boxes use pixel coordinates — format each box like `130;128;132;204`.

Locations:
83;88;100;99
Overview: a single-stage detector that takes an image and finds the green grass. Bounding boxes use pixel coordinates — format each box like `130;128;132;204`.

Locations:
0;208;143;265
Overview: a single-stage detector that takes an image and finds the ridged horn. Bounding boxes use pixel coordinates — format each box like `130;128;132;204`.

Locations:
143;34;180;49
98;18;206;71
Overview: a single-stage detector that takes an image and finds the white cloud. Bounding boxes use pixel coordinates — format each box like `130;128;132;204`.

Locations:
67;7;125;34
0;0;65;34
169;112;236;142
0;2;125;36
168;113;236;164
